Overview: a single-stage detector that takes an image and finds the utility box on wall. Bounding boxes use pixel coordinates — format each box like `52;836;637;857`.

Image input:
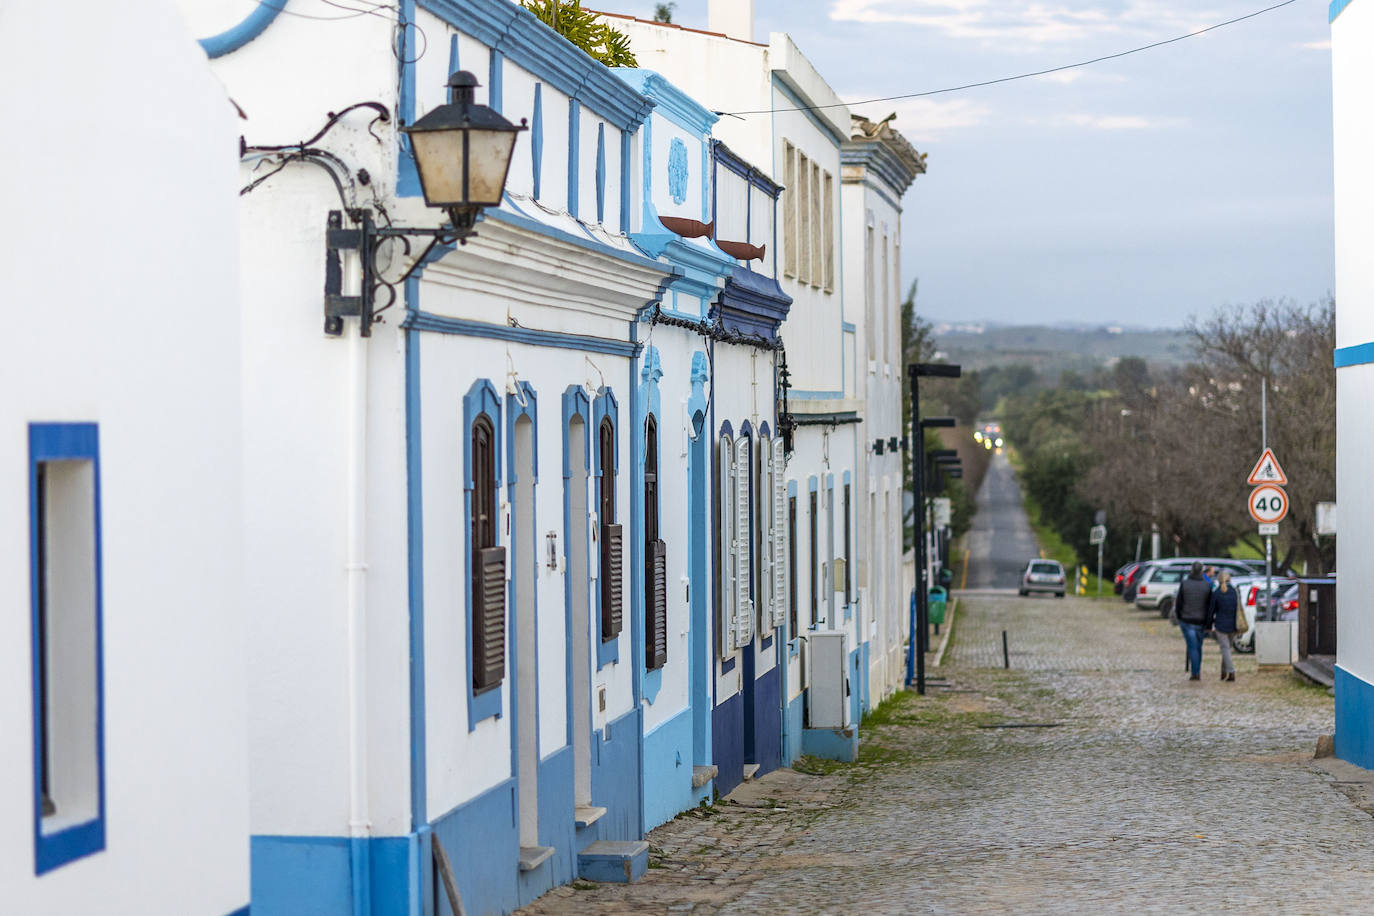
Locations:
807;630;851;728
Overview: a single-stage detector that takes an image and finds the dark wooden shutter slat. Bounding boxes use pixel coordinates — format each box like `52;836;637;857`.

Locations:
602;523;623;641
473;546;506;690
647;538;668;670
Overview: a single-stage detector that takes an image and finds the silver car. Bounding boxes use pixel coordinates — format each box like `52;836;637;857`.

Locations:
1135;560;1260;617
1019;559;1066;598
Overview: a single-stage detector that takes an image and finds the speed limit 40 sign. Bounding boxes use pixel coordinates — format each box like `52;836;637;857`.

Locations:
1249;485;1289;524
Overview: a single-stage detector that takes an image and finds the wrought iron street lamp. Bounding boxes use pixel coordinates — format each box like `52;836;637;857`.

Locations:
324;70;526;336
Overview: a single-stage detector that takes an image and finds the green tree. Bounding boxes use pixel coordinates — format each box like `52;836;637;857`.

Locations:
521;0;638;67
653;2;676;23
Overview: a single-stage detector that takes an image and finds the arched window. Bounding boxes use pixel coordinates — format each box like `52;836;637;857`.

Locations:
471;415;505;692
599;416;622;643
645;416;666;670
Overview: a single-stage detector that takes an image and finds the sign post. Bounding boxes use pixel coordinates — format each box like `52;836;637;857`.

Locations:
1247;450;1288;621
1089;524;1107;597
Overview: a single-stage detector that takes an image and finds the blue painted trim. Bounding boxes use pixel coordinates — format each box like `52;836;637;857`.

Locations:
568;100;581;219
638;347;664;697
613;69;719;135
407;311;637;357
1336;665;1374;768
620;131;633;235
465;381;505;730
714;140;784;196
1332;0;1355;22
772;76;845;148
484;206;671;275
790;389;845;400
841;322;856;334
532;84;544;200
687;352;712;768
225;907;250;916
397;0;421;198
1334;342;1374;367
562;386;593;749
596;123;607;225
416;0;656;131
489;49;505;115
842;140;922;200
30;422;105;875
595;389;621;669
448;31;461;72
198;0;286;58
405;317;427;830
506;385;540;828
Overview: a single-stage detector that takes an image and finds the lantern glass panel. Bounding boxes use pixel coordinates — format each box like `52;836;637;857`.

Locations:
410;130;468;207
465;129;519;207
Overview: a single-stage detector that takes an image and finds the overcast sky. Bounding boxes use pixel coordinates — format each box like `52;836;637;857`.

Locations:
605;0;1334;328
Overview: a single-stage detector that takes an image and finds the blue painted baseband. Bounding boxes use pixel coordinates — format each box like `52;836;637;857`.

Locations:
802;725;859;762
712;692;745;797
751;664;783;777
1335;665;1374;770
642;707;697;831
1332;0;1355;23
1334;341;1374;367
225;907;250;916
249;834;418;916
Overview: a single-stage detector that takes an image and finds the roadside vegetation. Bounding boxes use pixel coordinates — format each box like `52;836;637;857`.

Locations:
995;298;1335;577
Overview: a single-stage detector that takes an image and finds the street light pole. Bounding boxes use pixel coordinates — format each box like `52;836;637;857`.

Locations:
906;362;960;696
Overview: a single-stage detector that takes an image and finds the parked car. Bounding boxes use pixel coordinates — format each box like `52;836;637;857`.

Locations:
1229;576;1296;653
1119;562;1148;602
1135;558;1263;617
1020;559;1066;597
1113;561;1138;595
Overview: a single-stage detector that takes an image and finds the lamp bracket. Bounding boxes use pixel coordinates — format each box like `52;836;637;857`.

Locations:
324;208;479;337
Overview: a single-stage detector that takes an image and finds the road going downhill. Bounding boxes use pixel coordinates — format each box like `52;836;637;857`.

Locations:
965;451;1041;590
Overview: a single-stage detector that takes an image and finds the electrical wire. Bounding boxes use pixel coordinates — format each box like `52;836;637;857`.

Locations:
721;0;1305;117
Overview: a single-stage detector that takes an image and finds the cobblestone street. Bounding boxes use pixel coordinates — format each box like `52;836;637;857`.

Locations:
518;593;1364;915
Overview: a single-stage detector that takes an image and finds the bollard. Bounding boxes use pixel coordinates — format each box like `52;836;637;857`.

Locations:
1002;630;1010;669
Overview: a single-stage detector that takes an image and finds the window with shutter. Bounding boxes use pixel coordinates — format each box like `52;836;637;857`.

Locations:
808;489;818;627
601;523;623;641
771;438;788;630
599;416;621;642
471;416;505;691
644;417;666;670
756;434;771;634
843;483;852;605
733;437;753;647
717;436;735;656
788;495;798;636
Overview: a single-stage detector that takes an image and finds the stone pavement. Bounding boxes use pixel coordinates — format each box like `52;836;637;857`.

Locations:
518;594;1363;915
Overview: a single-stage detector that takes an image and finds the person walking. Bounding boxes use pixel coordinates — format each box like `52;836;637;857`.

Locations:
1207;569;1240;682
1173;561;1213;681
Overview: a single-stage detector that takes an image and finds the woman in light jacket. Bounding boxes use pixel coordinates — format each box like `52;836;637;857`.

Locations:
1206;570;1240;682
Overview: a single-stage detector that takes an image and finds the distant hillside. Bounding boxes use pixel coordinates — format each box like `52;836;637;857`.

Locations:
930;323;1194;378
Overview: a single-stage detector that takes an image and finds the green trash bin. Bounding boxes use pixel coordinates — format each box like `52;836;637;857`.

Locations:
928;586;948;626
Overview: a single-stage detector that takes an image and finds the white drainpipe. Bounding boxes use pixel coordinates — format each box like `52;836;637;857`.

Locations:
346;309;372;915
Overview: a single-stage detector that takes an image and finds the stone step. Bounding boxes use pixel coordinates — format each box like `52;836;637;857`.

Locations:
578;840;649;884
691;764;718;789
518;845;555;872
742;763;761;781
574;805;606;828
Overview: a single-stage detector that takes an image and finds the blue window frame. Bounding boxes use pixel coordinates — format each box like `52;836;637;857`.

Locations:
464;381;504;730
29;422;105;875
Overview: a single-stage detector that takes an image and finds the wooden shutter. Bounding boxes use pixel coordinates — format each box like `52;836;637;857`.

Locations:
718;438;736;655
733;437;753;647
473;546;507;690
771;438;789;629
756;437;772;634
647;538;668;670
601;523;623;641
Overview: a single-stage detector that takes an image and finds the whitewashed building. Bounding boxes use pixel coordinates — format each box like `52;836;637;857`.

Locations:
1;1;250;912
601;1;916;763
1331;0;1374;769
842;114;927;705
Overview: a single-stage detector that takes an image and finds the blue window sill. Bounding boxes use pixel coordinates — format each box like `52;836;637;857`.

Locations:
35;817;104;875
467;683;502;731
597;634;619;670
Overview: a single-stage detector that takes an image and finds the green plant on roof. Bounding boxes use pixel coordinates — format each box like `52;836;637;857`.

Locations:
520;0;638;68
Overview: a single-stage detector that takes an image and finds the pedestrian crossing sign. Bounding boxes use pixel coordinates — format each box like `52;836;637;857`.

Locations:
1246;448;1287;486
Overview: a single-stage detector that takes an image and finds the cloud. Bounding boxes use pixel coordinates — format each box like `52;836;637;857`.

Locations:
845;95;992;141
828;0;1227;48
1060;113;1185;130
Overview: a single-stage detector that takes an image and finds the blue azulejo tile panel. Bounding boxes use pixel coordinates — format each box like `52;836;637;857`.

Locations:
712;693;744;798
643;706;695;830
751;665;783;778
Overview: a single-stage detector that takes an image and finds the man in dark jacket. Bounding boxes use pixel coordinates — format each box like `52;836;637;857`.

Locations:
1174;562;1213;680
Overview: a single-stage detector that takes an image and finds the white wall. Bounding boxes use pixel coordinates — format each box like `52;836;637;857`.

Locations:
0;0;249;909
